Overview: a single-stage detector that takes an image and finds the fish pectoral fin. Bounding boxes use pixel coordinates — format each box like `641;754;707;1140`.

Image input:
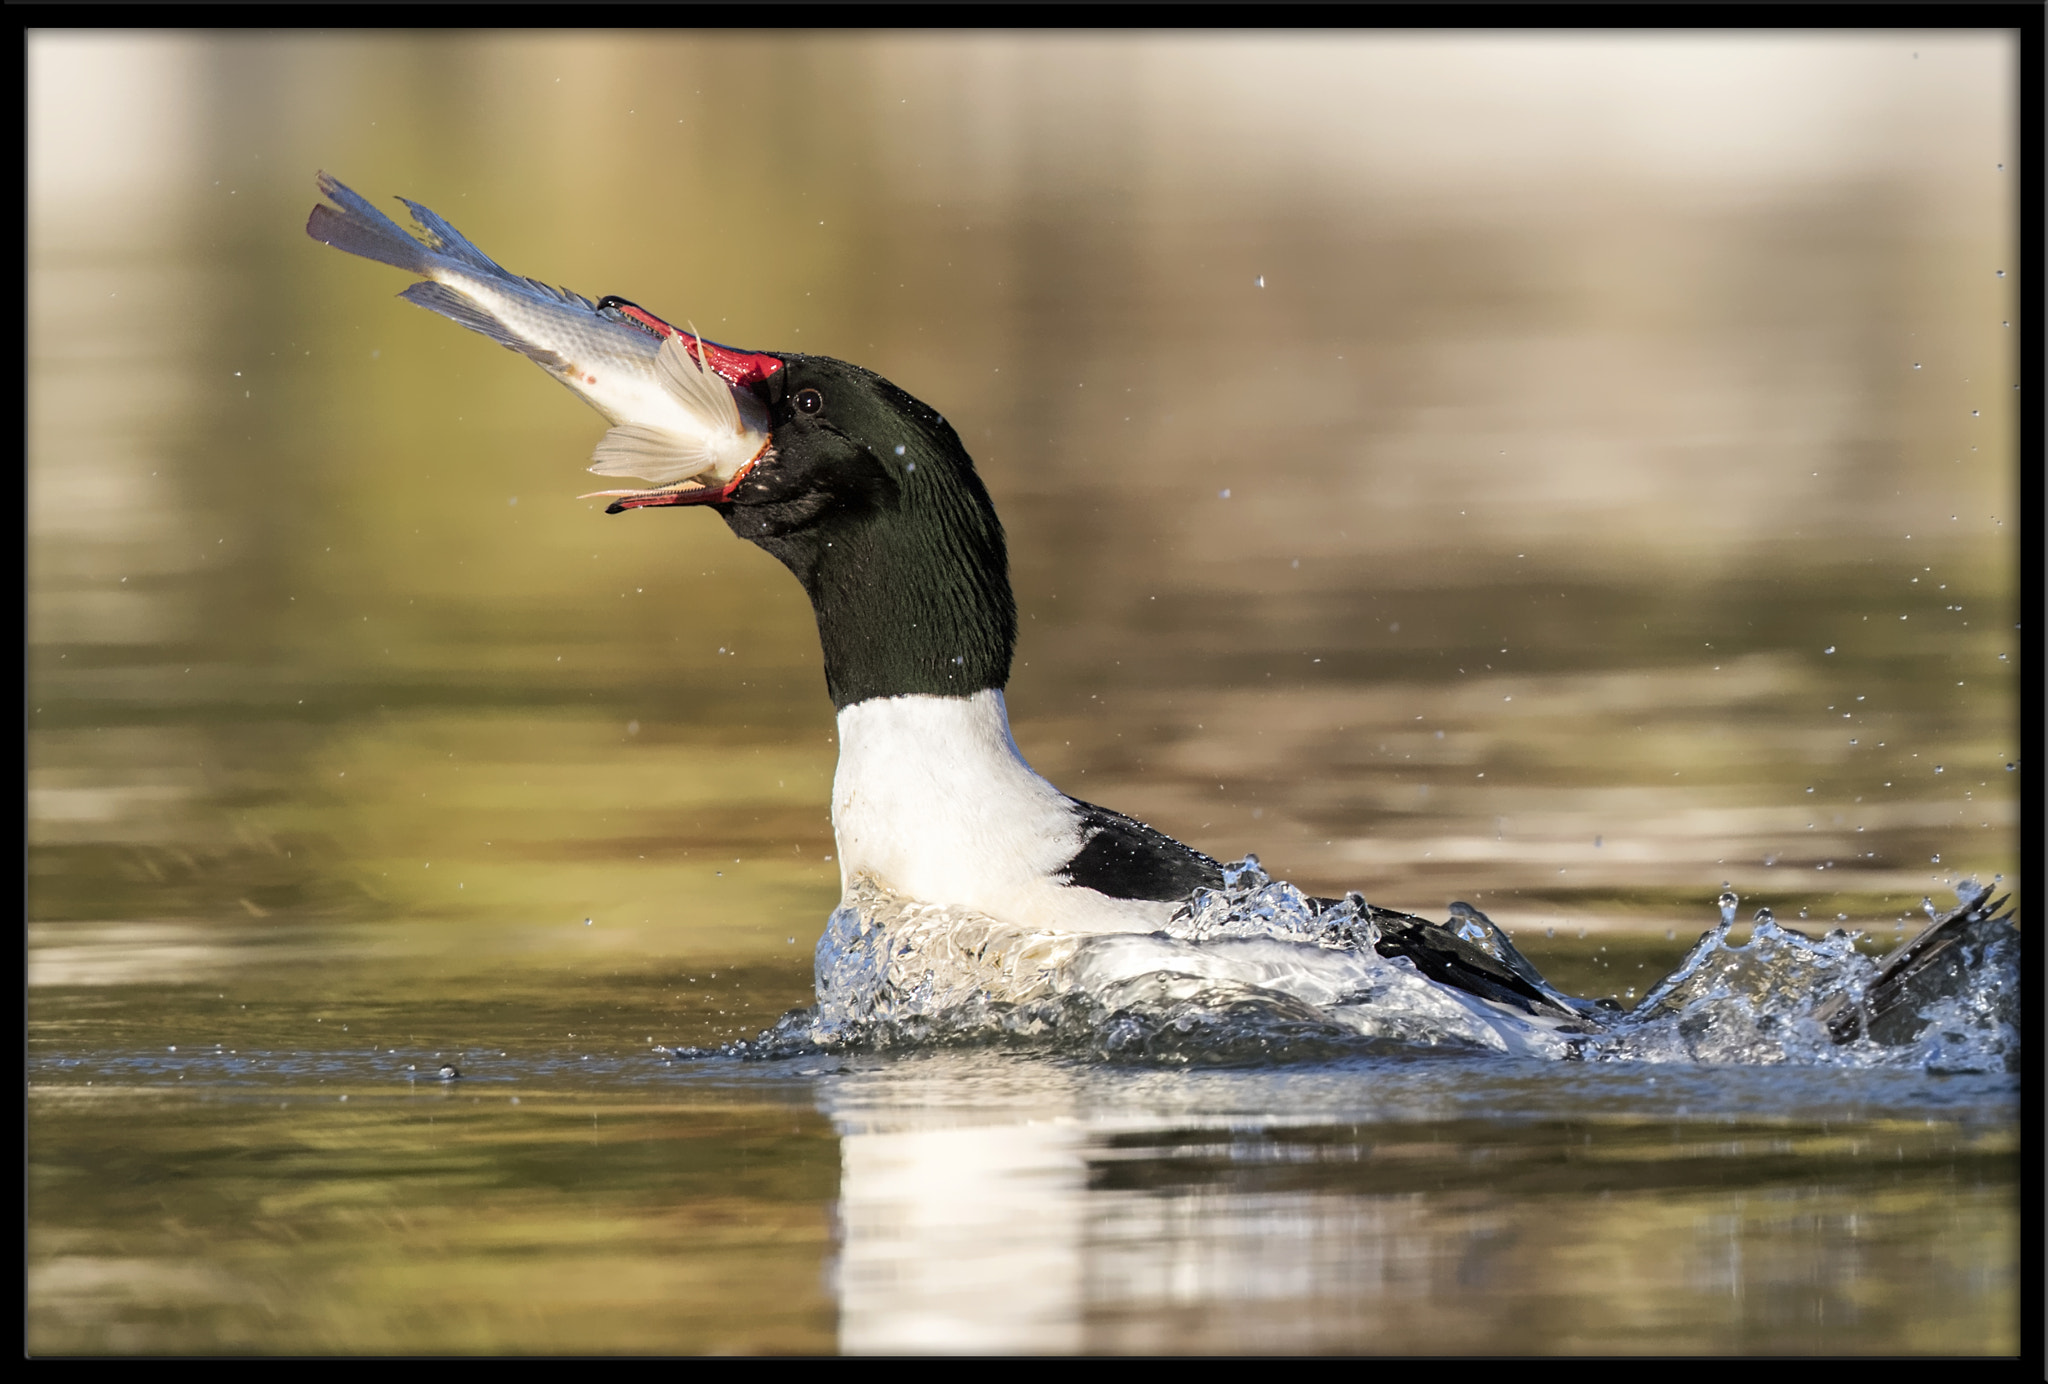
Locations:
653;333;745;434
587;424;719;484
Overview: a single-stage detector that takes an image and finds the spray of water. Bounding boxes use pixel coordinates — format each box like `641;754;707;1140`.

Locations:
721;863;2017;1072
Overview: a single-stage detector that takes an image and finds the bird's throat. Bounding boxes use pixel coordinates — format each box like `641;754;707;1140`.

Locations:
736;459;1017;709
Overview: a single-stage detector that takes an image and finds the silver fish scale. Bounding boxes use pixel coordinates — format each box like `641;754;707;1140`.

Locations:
452;271;663;376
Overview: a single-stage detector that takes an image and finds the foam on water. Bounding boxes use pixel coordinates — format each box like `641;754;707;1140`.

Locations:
731;861;2018;1072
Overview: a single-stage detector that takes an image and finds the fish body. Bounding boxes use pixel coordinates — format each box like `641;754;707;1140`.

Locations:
306;172;778;497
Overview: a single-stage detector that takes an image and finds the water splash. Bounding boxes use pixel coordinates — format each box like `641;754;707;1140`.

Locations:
724;863;2018;1073
787;861;1587;1063
1588;880;2018;1071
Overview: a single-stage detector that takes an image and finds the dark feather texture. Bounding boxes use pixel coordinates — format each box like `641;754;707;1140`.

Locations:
1059;801;1225;901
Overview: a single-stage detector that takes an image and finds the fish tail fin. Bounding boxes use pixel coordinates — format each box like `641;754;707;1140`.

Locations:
306;171;453;276
312;173;595;311
394;195;516;282
398;282;566;370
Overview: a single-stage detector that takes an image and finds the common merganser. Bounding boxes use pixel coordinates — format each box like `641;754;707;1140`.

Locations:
305;174;2012;1050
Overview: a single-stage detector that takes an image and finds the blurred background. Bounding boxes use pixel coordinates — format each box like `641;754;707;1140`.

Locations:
30;29;2017;952
27;31;2021;1356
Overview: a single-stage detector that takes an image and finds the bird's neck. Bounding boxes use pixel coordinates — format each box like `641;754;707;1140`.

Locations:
743;454;1017;709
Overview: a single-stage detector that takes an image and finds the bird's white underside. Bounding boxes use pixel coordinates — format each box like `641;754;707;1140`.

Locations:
833;691;1181;936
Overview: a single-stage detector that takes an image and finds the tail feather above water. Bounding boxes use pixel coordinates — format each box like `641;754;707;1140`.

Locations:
1335;883;2016;1049
1818;882;2017;1045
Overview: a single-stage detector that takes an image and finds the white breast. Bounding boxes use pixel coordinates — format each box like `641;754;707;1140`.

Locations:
832;691;1178;935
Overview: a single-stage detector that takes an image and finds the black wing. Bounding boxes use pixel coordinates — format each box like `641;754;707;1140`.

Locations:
1058;800;1225;902
1056;804;1606;1026
1353;901;1602;1024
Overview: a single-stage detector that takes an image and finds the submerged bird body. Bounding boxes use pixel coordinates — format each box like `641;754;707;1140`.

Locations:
307;176;2011;1051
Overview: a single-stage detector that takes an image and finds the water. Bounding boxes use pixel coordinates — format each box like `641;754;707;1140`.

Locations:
27;982;2019;1353
28;34;2018;1354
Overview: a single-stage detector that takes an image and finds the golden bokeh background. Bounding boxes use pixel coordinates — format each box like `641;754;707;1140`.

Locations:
28;32;2017;1355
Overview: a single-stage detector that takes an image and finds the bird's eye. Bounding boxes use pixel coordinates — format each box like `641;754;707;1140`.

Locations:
794;388;824;415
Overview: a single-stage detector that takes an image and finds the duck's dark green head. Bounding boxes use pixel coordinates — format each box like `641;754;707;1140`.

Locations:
628;352;1017;710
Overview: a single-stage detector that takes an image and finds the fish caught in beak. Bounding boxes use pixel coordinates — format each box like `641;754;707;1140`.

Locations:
304;172;783;508
578;323;776;512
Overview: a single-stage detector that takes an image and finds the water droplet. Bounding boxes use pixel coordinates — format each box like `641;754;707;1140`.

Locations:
1823;645;1835;654
1218;488;1231;499
438;1065;460;1080
1717;890;1738;927
905;461;915;472
1664;928;1675;940
1933;764;1942;773
1254;275;1265;288
894;444;906;456
1753;907;1775;929
584;918;593;926
2007;763;2017;772
1913;362;1921;369
1921;897;1938;921
1931;853;1941;864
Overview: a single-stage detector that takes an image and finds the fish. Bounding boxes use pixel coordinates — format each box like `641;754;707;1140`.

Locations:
305;171;782;507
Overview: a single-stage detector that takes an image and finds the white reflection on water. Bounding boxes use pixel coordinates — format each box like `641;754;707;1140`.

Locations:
835;1111;1460;1354
819;1054;2015;1354
837;1117;1090;1352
